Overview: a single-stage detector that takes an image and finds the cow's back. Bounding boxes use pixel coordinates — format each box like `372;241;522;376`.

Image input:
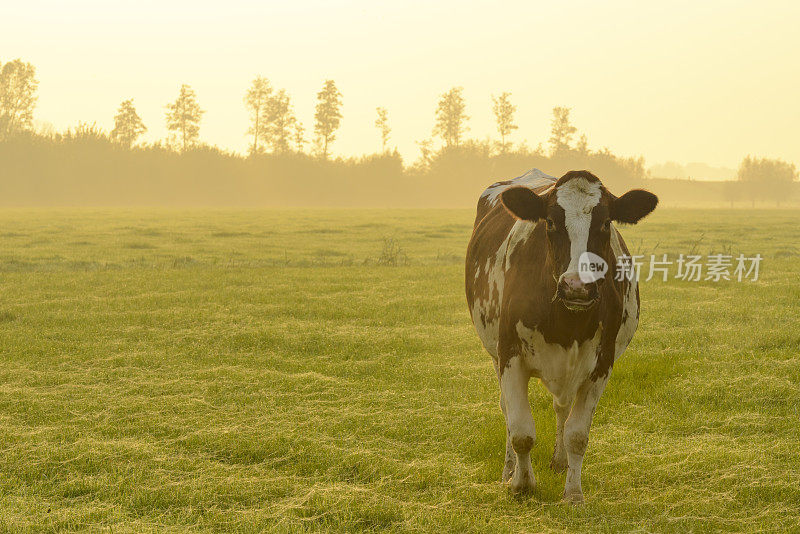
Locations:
472;168;557;227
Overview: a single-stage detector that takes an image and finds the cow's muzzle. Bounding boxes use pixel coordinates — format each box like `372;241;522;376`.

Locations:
556;272;600;311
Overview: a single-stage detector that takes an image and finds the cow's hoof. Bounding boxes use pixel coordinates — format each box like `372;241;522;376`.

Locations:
508;469;536;495
509;479;536;495
550;454;567;473
501;466;514;483
562;489;584;505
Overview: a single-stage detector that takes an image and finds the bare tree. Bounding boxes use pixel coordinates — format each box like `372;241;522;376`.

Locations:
244;76;272;155
433;87;469;148
375;107;391;152
491;92;517;153
165;84;204;152
110;99;146;148
0;59;38;139
548;106;577;155
314;80;343;159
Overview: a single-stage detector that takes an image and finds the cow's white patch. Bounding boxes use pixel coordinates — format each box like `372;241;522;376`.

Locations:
610;227;639;361
609;224;623;260
499;355;537;492
470;231;511;358
506;219;536;260
515;321;602;406
481;168;556;206
615;284;638;358
556;178;602;276
470;219;537;359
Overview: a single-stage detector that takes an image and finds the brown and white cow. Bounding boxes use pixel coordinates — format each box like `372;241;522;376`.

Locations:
465;168;658;502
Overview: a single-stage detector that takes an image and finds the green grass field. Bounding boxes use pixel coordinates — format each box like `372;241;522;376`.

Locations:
0;208;798;532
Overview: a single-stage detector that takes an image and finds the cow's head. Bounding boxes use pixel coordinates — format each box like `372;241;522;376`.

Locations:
500;170;658;311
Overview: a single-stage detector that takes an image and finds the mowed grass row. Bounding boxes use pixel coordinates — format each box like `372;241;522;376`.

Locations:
0;208;797;532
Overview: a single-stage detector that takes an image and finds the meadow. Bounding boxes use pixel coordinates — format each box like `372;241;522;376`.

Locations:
0;207;798;532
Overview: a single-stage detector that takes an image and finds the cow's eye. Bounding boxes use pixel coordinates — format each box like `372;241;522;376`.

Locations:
601;219;611;232
546;218;555;232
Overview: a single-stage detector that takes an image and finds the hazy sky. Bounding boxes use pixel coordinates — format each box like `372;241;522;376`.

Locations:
3;0;799;169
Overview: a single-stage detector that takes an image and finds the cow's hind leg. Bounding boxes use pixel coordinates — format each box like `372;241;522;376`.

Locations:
493;359;516;482
499;357;535;493
550;398;571;473
501;401;516;482
563;374;609;504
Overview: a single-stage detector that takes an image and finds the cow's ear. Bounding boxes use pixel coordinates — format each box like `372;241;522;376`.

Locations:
610;189;658;224
500;187;546;221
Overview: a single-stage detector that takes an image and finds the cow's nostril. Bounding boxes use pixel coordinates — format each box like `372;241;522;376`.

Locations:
561;273;585;291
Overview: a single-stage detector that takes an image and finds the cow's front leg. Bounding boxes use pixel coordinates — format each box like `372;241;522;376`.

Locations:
499;356;535;493
550;398;571;472
563;374;609;503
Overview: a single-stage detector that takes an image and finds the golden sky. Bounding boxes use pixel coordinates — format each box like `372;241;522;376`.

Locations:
2;0;798;169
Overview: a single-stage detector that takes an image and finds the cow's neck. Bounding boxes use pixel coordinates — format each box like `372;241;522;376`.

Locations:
539;300;601;348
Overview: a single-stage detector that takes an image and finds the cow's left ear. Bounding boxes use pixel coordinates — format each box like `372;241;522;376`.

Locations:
610;189;658;224
500;186;546;221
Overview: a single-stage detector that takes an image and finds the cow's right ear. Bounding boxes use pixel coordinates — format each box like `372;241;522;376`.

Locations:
500;187;546;221
610;189;658;224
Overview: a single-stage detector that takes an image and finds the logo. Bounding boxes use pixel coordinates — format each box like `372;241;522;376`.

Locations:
578;252;608;283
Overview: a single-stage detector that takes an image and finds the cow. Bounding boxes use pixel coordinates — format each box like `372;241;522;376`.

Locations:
465;168;658;503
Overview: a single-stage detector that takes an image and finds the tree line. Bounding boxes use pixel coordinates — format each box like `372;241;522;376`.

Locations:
728;156;798;207
108;81;594;162
0;58;633;160
0;57;796;207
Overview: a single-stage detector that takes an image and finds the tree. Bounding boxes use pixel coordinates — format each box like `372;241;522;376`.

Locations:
110;99;146;147
0;59;38;139
491;92;517;153
294;122;306;153
375;107;391;152
433;87;469;148
165;84;203;152
549;106;577;155
737;155;798;207
415;138;435;169
314;80;342;159
576;134;589;155
244;76;272;155
737;155;758;207
265;89;297;153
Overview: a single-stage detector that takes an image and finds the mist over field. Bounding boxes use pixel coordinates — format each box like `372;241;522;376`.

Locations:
0;102;796;208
